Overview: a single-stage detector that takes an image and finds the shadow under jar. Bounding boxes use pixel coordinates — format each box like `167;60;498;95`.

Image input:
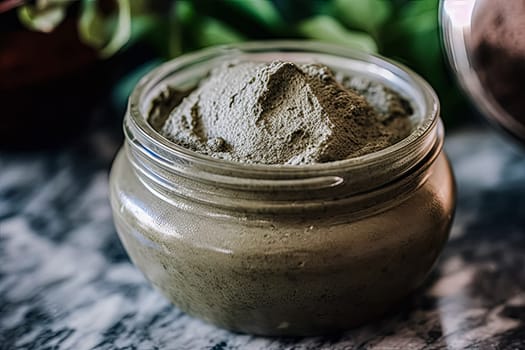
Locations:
109;41;456;336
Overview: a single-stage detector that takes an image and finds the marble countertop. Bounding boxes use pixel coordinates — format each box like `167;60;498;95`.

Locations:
1;127;525;350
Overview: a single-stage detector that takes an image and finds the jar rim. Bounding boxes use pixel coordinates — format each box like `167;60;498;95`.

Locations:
127;41;440;178
124;41;443;210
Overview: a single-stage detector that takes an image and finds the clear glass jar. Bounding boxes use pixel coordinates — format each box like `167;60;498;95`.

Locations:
110;41;456;336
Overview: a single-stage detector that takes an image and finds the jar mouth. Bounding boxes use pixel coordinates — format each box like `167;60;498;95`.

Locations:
126;41;440;193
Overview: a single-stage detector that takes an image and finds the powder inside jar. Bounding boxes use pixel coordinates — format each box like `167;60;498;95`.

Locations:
150;61;413;165
470;0;525;129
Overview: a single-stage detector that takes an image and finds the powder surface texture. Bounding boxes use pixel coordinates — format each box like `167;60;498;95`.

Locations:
154;61;413;165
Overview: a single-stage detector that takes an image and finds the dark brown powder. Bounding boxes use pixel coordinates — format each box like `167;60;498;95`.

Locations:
471;0;525;130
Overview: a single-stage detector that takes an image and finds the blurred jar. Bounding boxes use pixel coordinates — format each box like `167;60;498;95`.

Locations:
441;0;525;143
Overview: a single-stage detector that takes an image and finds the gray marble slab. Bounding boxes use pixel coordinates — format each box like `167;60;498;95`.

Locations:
1;127;525;349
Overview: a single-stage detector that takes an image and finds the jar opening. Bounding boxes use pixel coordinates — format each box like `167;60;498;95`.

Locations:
124;41;441;207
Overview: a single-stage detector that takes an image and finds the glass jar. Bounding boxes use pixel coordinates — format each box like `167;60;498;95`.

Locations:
441;0;525;144
109;41;456;336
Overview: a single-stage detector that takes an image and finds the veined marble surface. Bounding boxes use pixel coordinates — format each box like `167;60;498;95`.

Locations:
1;127;525;350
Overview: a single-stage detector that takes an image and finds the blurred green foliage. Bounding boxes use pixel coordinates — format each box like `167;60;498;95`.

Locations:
18;0;466;124
180;0;467;124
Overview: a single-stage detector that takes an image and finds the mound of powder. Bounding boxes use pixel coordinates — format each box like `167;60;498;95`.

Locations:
153;61;413;165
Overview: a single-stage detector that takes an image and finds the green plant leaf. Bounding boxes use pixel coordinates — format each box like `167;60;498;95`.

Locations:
298;15;377;52
78;0;107;48
18;2;69;33
396;0;437;33
333;0;392;35
224;0;284;30
195;17;246;48
78;0;132;58
175;0;196;24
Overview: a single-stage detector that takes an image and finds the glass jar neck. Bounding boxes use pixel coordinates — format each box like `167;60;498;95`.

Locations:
123;41;441;217
124;113;442;217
